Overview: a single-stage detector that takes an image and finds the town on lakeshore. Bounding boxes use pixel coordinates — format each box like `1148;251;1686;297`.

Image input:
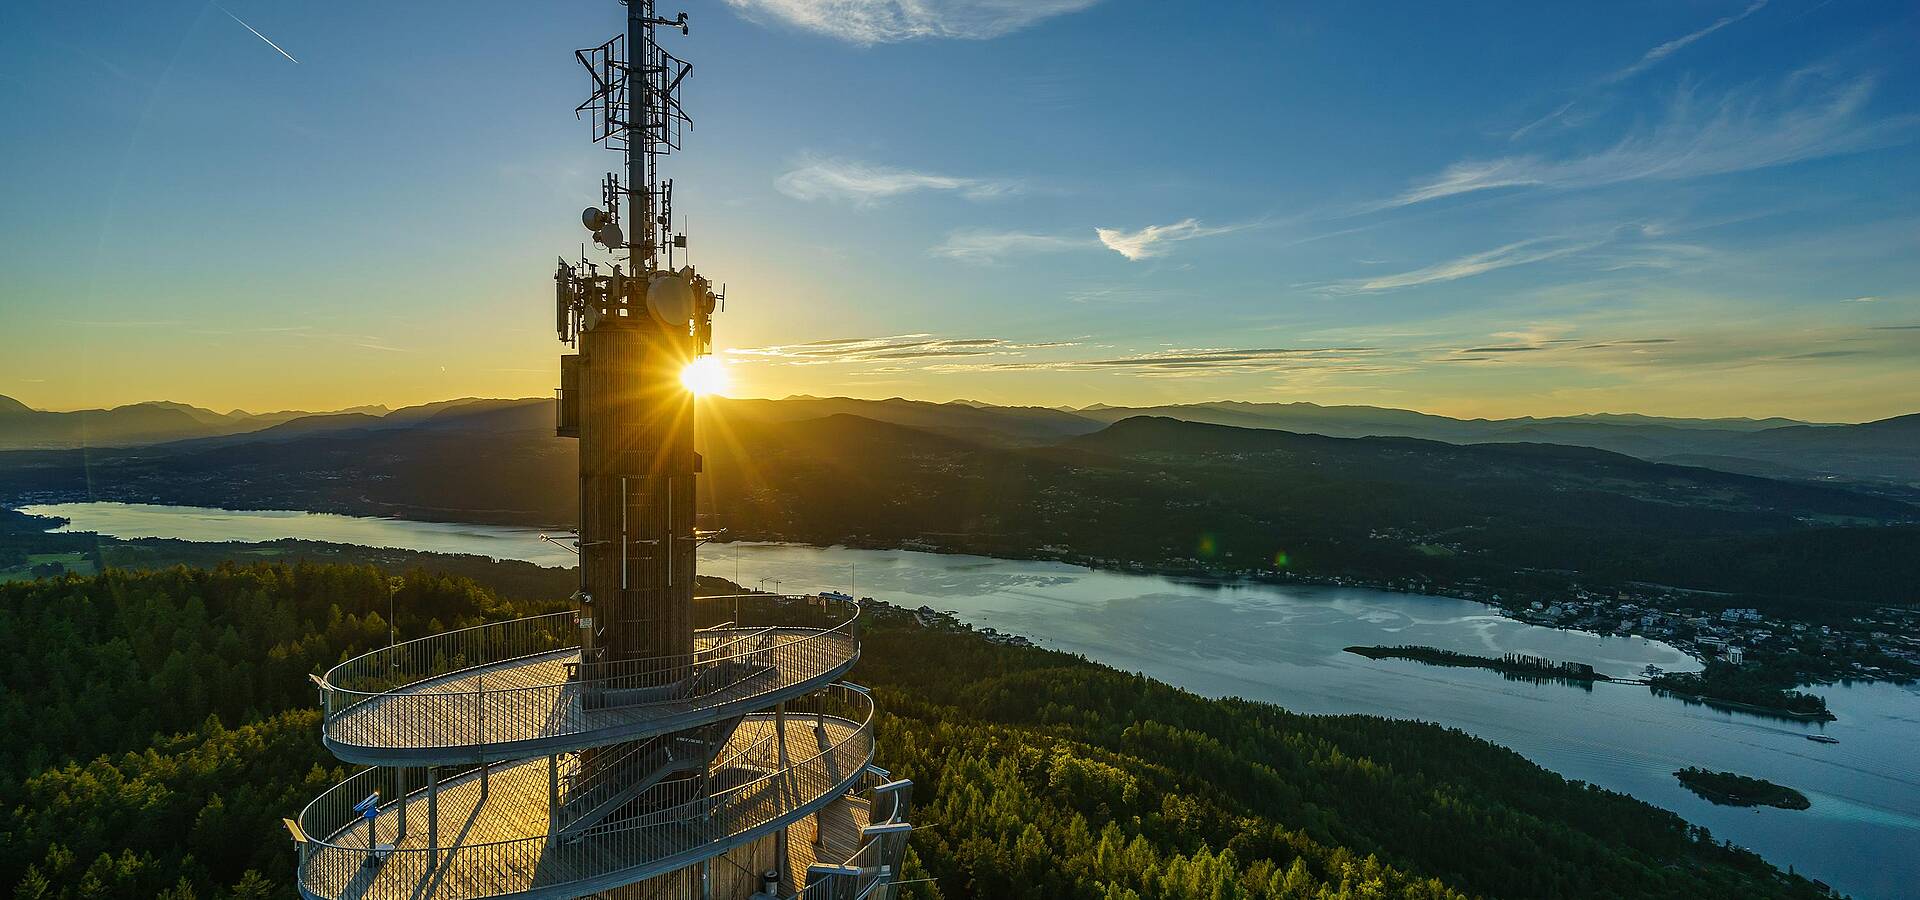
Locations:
1034;540;1920;687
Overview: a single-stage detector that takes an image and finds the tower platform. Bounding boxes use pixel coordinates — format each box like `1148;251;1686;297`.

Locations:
296;686;892;900
319;598;860;765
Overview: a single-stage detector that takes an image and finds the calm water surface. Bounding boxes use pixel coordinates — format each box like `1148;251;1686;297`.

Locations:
28;502;1920;899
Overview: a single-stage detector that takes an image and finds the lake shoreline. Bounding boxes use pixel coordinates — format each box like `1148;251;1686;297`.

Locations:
23;489;1911;690
22;498;1907;695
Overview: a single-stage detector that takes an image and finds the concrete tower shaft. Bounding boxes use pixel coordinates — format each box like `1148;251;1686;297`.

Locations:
576;309;700;668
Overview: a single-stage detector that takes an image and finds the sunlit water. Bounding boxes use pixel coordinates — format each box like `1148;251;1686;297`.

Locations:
26;502;1920;898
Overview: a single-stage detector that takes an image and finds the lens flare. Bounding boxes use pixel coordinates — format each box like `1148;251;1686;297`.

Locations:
680;356;730;396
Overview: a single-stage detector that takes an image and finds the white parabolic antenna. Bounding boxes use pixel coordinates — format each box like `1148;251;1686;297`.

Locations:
646;271;694;326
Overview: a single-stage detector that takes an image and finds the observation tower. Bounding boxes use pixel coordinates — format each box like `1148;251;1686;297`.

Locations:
287;4;915;898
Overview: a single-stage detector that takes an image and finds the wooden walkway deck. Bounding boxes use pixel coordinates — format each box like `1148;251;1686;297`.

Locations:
325;629;858;764
783;794;872;891
301;716;867;900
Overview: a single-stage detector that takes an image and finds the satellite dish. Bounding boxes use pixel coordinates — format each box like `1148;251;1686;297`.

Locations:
645;272;694;326
582;207;608;231
593;222;624;249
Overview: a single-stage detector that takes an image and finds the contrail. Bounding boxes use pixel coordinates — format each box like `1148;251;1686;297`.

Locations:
219;6;300;64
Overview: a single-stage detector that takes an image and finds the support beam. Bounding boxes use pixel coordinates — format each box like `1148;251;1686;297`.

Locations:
395;767;408;841
427;767;440;868
547;754;560;841
773;701;794;888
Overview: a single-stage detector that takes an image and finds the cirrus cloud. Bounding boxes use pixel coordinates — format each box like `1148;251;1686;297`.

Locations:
931;229;1094;264
1603;0;1767;85
724;0;1102;44
1320;236;1602;294
776;157;1020;206
1392;75;1907;207
1095;218;1249;261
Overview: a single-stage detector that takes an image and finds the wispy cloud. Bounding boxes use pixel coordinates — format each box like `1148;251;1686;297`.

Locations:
1509;100;1582;142
1510;1;1767;141
980;346;1385;376
1395;75;1904;206
187;324;312;337
1095;218;1249;261
1324;236;1599;294
219;6;299;64
1576;338;1677;350
56;319;185;328
776;157;1019;206
1604;0;1767;85
1840;295;1881;303
728;334;1076;364
723;334;1390;379
1427;320;1918;377
935;217;1257;263
931;229;1093;264
724;0;1101;44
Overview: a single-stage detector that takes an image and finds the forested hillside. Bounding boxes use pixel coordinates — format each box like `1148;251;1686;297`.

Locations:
0;562;1828;899
4;409;1916;612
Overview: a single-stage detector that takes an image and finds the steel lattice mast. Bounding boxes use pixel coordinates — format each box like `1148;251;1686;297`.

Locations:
287;5;914;898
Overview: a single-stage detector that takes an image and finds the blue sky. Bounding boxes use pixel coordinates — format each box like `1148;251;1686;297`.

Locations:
2;0;1916;420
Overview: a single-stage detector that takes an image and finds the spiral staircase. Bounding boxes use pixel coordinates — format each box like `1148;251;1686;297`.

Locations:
287;594;914;900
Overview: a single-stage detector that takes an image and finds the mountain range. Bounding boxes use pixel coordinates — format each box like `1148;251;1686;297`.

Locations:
13;393;1912;492
3;394;1915;610
0;394;391;449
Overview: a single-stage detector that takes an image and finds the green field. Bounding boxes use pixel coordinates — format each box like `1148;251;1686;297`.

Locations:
0;551;94;583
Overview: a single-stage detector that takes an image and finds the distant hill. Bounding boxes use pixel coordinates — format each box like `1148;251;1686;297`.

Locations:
5;407;1915;608
0;398;234;449
708;395;1104;445
1070;400;1820;434
91;398;534;452
1066;416;1907;522
0;395;392;450
1067;400;1918;487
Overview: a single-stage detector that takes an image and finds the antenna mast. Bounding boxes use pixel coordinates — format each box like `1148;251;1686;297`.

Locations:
627;0;689;273
575;0;690;276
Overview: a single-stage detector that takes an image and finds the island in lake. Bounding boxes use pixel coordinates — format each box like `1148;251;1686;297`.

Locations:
1650;664;1835;721
1345;645;1611;683
1675;767;1811;810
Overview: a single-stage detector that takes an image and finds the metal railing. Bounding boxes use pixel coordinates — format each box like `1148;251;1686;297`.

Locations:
790;773;914;900
551;734;674;835
317;595;860;758
295;685;877;900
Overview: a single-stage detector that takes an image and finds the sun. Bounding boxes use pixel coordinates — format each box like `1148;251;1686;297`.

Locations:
679;355;730;396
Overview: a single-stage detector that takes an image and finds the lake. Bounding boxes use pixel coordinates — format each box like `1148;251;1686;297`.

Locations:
26;501;1920;899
